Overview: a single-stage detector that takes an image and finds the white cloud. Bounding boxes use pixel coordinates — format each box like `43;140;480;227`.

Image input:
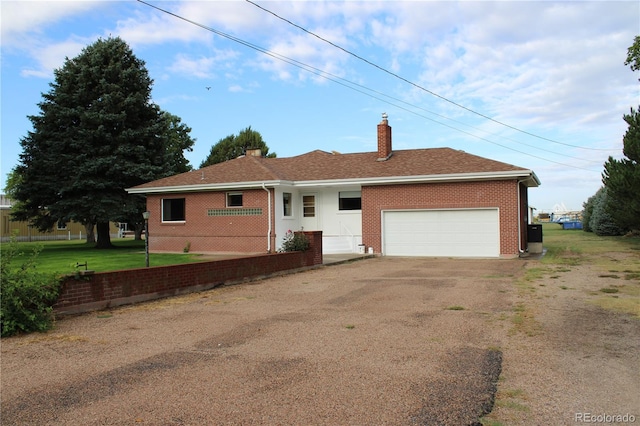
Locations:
168;50;239;79
114;9;212;47
0;1;106;44
1;1;109;78
152;93;198;106
18;38;88;79
398;1;639;150
228;84;246;93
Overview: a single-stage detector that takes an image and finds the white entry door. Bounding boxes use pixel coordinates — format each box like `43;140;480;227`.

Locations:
383;209;500;257
300;194;318;231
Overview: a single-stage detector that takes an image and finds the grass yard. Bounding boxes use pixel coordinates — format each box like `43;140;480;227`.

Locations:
535;222;640;318
540;222;640;263
1;238;210;275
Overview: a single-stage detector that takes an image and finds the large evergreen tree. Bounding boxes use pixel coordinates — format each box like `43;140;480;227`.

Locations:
160;111;195;177
200;126;275;168
11;37;172;248
116;110;196;240
601;36;640;233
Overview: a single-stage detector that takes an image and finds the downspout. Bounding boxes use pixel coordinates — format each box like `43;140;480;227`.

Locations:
517;179;526;254
262;183;272;253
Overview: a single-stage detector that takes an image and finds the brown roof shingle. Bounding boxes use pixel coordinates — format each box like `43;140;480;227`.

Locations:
129;147;536;191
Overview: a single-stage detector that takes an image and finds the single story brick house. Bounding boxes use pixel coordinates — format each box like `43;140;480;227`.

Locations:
127;115;540;258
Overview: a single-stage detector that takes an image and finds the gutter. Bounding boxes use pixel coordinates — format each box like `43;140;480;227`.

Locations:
126;170;540;195
517;179;526;254
126;180;285;195
262;183;272;253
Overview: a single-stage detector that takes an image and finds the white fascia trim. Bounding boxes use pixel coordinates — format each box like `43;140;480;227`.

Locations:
126;180;286;194
126;170;540;194
292;170;540;188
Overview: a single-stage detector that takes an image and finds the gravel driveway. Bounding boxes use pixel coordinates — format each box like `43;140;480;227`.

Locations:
2;256;638;425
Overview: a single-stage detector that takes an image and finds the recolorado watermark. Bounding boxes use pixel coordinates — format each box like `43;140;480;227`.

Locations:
575;413;636;423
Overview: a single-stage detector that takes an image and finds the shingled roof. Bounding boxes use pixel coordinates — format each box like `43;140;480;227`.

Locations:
127;117;539;194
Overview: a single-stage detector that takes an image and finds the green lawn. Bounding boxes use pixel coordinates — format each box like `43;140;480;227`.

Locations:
536;222;640;318
3;224;639;276
540;222;640;265
1;238;210;275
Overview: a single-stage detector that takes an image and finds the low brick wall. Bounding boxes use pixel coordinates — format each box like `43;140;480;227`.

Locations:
54;231;322;315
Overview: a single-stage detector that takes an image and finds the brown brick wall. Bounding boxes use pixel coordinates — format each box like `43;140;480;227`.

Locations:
54;231;322;315
146;189;276;253
361;180;522;256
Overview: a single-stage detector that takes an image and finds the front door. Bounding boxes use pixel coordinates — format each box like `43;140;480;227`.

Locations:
301;194;318;231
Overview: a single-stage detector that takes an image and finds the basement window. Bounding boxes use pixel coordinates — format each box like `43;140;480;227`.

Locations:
227;192;243;207
162;198;186;222
339;191;362;211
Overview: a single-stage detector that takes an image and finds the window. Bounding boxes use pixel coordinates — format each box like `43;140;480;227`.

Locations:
227;192;243;207
303;195;315;217
283;192;292;216
56;219;67;230
162;198;186;222
339;191;362;211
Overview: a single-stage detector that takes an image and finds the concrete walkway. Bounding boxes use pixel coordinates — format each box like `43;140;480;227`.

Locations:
322;252;375;265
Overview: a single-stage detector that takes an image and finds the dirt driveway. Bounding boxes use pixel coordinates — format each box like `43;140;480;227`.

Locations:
2;256;638;425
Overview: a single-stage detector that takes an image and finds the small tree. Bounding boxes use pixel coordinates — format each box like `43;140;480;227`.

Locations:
200;126;276;167
601;36;640;234
589;187;624;236
602;108;640;233
1;237;60;337
581;190;598;233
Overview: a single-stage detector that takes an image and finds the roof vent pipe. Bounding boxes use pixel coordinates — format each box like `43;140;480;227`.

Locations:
377;113;392;161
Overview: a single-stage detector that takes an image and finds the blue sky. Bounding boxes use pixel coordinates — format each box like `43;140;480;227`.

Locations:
1;1;638;213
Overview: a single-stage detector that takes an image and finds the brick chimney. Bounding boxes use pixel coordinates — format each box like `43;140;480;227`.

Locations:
377;113;392;161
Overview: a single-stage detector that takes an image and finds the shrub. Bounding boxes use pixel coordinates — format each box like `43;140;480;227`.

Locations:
279;230;310;252
583;187;626;235
1;237;61;337
582;190;597;233
590;187;624;236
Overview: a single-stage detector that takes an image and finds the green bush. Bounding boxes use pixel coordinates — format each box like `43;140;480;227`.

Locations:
1;238;61;337
279;230;310;252
590;187;624;236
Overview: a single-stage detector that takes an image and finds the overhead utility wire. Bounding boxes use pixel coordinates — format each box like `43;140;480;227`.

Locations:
245;0;615;153
136;0;600;171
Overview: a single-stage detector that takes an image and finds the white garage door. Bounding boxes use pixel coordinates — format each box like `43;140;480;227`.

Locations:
383;209;500;257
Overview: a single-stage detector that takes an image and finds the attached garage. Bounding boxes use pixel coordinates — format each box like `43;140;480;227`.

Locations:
382;208;500;258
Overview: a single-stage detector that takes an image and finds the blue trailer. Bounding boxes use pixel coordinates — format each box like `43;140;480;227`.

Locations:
561;221;583;230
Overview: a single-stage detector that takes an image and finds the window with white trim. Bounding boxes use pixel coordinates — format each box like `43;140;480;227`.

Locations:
283;192;292;216
339;191;362;211
162;198;186;222
226;192;243;207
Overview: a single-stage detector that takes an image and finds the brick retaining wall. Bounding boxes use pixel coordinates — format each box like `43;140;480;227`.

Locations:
54;231;322;315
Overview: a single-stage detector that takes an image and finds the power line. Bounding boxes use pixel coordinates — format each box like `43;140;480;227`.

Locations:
245;0;616;153
136;0;605;171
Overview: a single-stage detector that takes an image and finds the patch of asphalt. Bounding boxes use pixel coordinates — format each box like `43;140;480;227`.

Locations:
409;347;502;426
0;351;209;425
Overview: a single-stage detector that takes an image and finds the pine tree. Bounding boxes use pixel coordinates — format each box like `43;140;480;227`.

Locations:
12;37;174;248
601;37;640;233
200;126;276;167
